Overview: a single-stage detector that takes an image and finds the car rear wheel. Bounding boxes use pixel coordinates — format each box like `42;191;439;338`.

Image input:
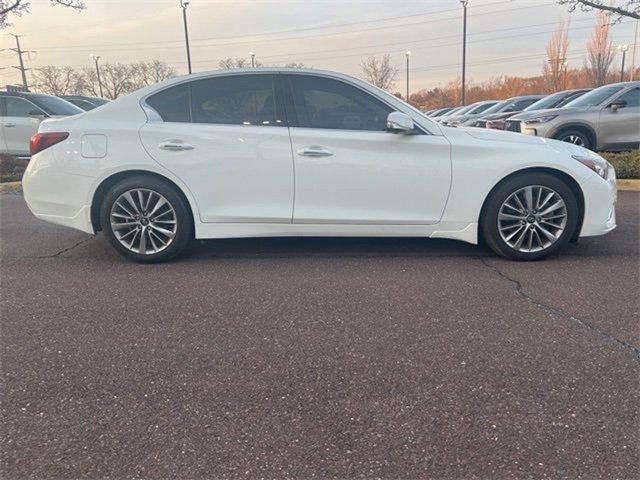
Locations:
100;175;193;263
554;129;592;150
481;173;579;260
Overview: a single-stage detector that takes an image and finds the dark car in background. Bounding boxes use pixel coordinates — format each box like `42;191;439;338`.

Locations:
61;95;109;111
480;95;545;129
503;88;591;133
441;100;500;126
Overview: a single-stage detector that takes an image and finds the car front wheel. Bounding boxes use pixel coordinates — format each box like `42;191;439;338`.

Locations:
481;173;579;260
554;129;592;150
100;175;193;263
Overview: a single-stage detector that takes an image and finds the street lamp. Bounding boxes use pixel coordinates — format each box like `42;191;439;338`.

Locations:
460;0;469;106
180;0;192;74
562;59;569;90
405;51;411;102
250;52;256;68
618;44;629;82
90;54;103;98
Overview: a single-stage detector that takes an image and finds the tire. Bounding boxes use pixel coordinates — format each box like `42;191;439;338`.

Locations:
481;172;579;261
554;129;593;150
100;175;193;263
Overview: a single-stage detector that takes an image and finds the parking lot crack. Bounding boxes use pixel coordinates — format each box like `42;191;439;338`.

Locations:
478;257;640;362
36;236;94;259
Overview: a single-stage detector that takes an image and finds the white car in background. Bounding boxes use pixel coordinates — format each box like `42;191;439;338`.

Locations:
23;69;617;262
0;91;83;159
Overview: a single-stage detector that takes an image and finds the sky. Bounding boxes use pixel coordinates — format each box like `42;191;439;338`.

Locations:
1;0;638;94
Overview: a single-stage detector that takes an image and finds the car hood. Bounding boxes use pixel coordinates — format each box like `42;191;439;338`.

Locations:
460;125;590;156
510;106;586;122
481;111;521;121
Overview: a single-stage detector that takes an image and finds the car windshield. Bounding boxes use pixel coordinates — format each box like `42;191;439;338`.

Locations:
467;102;497;115
91;98;109;106
30;95;83;115
479;101;506;115
524;92;567;111
563;85;625;108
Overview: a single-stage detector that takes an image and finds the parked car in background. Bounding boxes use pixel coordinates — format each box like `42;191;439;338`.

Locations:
442;100;500;126
61;95;110;111
482;95;545;130
519;82;640;151
436;105;471;123
428;107;454;118
0;91;83;159
23;68;617;263
504;88;591;133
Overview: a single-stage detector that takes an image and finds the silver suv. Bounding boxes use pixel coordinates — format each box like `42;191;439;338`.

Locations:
518;81;640;151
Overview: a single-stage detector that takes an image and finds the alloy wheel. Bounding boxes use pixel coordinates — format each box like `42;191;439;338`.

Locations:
560;134;585;146
497;185;567;253
109;188;178;255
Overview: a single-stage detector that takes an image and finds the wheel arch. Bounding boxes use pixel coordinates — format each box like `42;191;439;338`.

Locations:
551;123;598;149
478;167;585;244
90;170;194;232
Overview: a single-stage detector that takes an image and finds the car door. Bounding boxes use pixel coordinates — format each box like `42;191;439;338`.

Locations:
283;73;451;225
598;87;640;149
139;73;294;223
2;96;44;157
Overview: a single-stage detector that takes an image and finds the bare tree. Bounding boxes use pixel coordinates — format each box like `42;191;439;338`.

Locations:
360;54;398;90
32;65;81;95
218;58;262;69
558;0;639;21
543;20;570;91
585;10;616;86
1;0;84;28
131;61;177;88
77;63;135;99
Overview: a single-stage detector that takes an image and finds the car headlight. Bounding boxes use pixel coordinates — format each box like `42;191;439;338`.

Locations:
526;114;558;124
572;155;609;179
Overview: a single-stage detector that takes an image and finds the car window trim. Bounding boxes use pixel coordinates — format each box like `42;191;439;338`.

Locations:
142;72;285;127
281;72;427;135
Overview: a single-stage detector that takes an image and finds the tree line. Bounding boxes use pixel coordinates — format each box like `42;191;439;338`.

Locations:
360;9;638;110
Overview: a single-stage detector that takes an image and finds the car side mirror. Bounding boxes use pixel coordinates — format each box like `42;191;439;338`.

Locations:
386;112;414;133
28;110;46;119
609;100;627;113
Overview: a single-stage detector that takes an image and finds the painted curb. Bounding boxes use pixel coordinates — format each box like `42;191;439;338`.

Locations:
0;181;22;193
617;179;640;192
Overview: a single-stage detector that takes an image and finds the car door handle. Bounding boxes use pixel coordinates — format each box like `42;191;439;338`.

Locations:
297;146;333;157
158;140;194;151
4;123;16;127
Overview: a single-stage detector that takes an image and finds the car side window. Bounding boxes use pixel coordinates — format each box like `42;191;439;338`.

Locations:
6;97;44;117
614;88;640;107
513;98;538;110
146;83;191;123
287;75;392;131
190;75;283;126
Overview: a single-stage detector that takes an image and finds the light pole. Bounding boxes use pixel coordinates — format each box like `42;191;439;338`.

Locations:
405;51;411;102
90;54;103;98
618;44;629;82
250;52;256;68
460;0;469;106
562;60;568;90
180;1;192;74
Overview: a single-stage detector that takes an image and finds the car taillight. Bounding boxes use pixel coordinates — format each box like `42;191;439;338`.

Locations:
30;132;69;156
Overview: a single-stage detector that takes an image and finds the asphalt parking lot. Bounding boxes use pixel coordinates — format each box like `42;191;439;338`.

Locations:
1;190;638;479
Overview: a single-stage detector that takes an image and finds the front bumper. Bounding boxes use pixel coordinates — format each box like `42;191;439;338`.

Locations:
579;166;617;237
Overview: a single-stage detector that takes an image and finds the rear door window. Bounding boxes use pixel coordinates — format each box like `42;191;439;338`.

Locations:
190;74;283;126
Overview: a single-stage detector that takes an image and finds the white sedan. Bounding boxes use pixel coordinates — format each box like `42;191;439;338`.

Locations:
23;69;617;262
